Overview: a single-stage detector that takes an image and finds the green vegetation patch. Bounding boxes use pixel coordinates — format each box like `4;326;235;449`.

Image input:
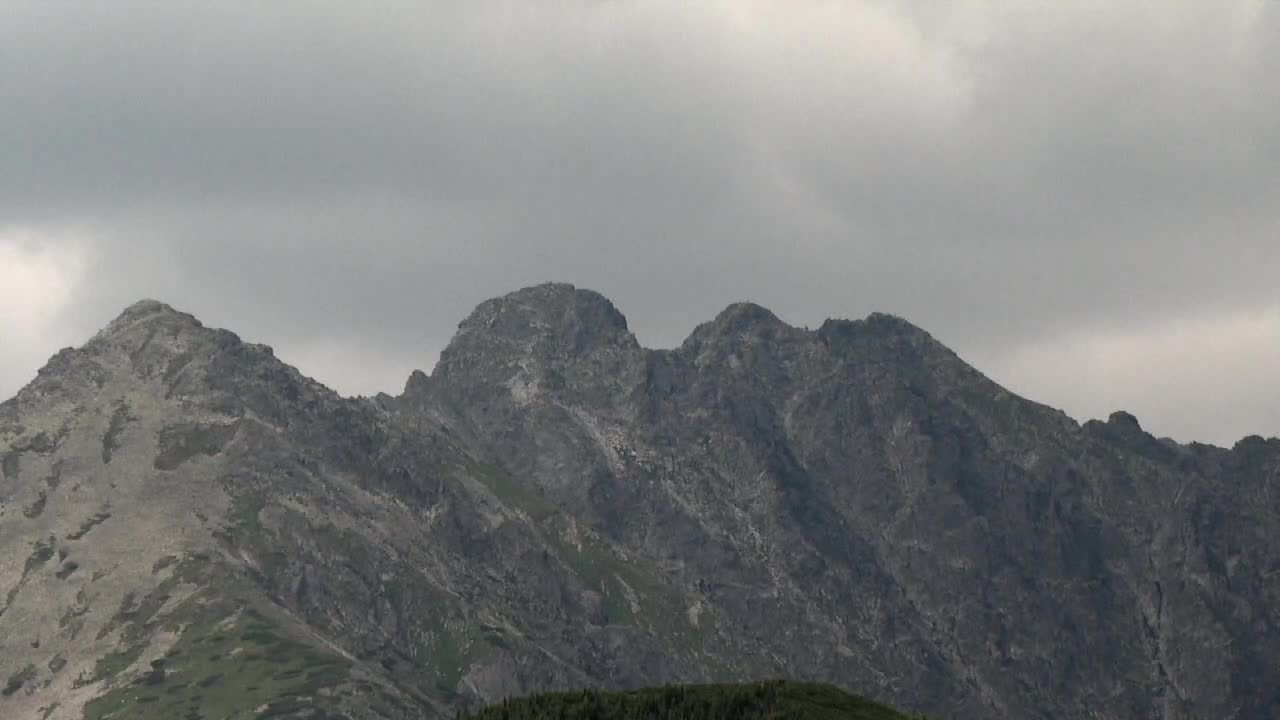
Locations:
153;421;240;471
466;458;556;521
22;489;48;518
457;681;922;720
44;459;65;489
5;536;58;609
2;664;37;697
1;450;19;479
211;491;267;548
102;401;134;464
68;508;113;540
23;537;57;579
82;599;351;720
543;524;699;647
95;584;176;644
84;644;150;687
377;575;494;696
55;560;80;579
544;532;639;626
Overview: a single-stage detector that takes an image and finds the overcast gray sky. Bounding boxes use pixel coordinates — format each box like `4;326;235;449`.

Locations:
2;1;1276;445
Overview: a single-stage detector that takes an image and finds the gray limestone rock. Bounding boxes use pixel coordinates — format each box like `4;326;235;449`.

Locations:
0;283;1276;719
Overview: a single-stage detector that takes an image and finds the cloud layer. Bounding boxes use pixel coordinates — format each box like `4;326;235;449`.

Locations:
2;1;1276;444
0;232;88;398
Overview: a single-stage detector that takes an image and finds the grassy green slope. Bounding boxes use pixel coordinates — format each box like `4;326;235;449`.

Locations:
457;681;923;720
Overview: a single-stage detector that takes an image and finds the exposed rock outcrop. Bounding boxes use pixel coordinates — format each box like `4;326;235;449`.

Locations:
1;283;1276;720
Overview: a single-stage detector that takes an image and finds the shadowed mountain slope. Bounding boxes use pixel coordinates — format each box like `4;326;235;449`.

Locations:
1;284;1276;719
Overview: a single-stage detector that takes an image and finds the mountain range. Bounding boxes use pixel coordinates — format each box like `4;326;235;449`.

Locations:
1;282;1276;719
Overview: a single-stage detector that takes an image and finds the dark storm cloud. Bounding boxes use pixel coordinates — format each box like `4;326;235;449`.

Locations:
1;1;1276;444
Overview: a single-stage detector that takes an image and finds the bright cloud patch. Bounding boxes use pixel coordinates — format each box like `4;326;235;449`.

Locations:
985;305;1280;446
275;337;428;400
0;231;88;400
0;2;1275;440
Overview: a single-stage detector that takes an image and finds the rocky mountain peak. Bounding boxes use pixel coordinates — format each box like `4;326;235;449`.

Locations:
111;298;193;325
3;286;1278;720
4;301;228;410
813;313;964;378
29;299;347;436
451;282;634;347
403;368;431;395
676;302;812;379
708;302;786;332
1106;410;1144;432
87;299;208;347
82;298;231;358
1084;410;1158;446
432;283;640;389
816;312;930;348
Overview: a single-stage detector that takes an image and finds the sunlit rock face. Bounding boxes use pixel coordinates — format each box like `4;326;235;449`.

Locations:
1;283;1277;720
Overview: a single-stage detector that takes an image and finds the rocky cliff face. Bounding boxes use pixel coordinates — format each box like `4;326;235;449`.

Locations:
1;284;1276;720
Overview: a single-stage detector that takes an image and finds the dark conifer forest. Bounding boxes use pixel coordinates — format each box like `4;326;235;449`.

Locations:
457;681;920;720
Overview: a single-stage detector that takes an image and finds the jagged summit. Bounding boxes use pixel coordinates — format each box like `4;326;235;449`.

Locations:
436;282;637;371
458;282;631;334
427;284;647;420
2;284;1279;720
435;285;949;379
1084;410;1150;438
679;302;795;352
75;290;944;400
709;301;785;329
817;312;932;345
117;298;185;320
74;298;249;385
1107;410;1143;431
92;298;206;340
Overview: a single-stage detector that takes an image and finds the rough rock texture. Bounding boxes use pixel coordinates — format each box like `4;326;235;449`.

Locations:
1;284;1276;720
